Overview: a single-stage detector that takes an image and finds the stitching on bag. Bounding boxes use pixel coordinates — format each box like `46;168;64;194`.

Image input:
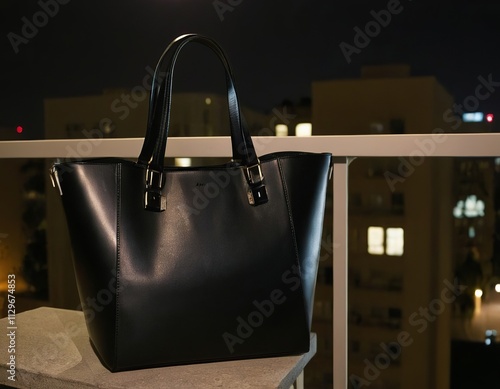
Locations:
277;158;311;340
276;158;302;277
114;163;121;370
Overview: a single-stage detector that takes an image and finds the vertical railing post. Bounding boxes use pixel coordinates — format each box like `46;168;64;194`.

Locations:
332;157;351;389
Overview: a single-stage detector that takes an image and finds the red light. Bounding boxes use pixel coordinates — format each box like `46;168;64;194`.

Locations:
16;126;23;134
486;113;494;123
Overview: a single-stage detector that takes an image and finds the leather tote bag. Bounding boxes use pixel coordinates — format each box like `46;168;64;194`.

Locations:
50;33;332;372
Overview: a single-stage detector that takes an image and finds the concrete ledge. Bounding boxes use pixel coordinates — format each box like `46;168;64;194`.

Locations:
0;307;316;388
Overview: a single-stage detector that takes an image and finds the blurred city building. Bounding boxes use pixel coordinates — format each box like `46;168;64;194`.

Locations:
308;65;498;389
1;67;498;389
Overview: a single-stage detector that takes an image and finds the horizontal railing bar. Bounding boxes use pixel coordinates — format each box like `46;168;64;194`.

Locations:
0;133;499;158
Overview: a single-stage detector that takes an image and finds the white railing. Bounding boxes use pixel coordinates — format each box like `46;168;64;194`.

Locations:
1;133;499;389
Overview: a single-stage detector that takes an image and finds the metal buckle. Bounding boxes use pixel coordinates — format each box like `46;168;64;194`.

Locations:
247;185;268;206
144;167;166;212
49;166;63;196
144;190;166;212
244;160;268;205
245;161;264;185
146;168;164;189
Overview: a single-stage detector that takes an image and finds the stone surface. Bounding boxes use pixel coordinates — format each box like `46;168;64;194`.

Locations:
0;307;316;388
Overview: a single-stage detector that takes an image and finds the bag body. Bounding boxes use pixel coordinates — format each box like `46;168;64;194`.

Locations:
51;34;332;372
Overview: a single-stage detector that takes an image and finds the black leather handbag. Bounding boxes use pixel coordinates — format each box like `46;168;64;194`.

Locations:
50;34;332;372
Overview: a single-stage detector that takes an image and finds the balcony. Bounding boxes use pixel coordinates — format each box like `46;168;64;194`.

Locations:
0;133;499;389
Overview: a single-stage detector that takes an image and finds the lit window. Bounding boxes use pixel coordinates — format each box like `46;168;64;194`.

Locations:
453;195;485;218
453;201;464;218
275;124;288;137
485;330;497;346
367;227;404;256
295;123;312;137
367;227;384;255
175;158;192;167
386;228;404;256
462;112;484;122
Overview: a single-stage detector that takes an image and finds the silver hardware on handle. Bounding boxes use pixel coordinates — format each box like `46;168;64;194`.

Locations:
49;166;63;196
245;161;264;185
144;167;166;211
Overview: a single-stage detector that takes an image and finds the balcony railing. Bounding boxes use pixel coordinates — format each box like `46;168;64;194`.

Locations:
1;133;499;389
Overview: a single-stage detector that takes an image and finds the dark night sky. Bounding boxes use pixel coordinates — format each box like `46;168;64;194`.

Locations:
1;0;500;139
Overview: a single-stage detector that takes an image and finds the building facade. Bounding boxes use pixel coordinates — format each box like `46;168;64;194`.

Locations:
309;66;457;389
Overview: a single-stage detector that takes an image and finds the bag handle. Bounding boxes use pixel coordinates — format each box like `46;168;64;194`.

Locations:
138;34;255;168
140;34;267;212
